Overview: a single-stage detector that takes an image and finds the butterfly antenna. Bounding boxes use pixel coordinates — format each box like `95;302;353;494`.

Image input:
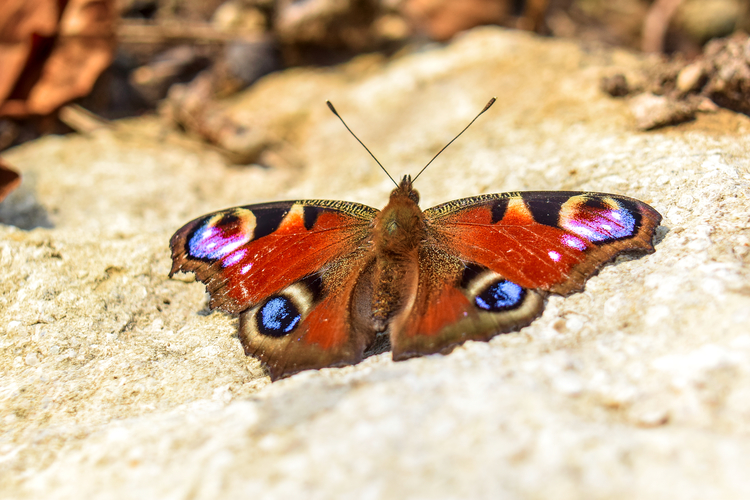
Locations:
326;101;398;187
412;97;496;183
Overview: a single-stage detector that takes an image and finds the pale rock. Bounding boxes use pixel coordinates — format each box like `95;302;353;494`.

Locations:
1;27;750;500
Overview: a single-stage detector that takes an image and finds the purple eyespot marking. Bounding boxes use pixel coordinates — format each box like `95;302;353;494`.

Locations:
241;263;253;275
562;207;635;243
189;218;251;260
222;248;248;267
548;250;561;262
561;234;587;251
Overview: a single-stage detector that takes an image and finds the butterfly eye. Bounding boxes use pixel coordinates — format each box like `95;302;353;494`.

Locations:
474;280;526;312
257;296;302;337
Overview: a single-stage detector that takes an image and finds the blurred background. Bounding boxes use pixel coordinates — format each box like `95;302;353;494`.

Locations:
1;0;750;198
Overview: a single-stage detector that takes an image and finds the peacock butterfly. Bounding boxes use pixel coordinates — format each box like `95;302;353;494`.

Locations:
170;99;662;380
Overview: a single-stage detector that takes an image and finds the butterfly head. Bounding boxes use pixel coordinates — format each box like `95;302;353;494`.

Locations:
374;175;426;253
394;175;420;205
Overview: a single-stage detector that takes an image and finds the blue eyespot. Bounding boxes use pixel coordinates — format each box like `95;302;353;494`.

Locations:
257;297;301;337
475;280;525;312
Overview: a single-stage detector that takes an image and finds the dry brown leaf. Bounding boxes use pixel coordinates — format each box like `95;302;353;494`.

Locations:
400;0;548;41
0;0;116;118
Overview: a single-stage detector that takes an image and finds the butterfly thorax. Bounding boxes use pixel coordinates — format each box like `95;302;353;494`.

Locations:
373;176;426;256
369;176;425;330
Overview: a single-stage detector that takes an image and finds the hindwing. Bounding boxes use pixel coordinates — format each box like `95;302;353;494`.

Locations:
238;252;378;380
390;250;544;359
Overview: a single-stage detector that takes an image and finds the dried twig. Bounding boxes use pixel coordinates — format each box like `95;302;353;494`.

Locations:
118;20;261;45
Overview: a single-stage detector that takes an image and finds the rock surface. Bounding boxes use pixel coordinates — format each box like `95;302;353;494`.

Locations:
2;28;750;499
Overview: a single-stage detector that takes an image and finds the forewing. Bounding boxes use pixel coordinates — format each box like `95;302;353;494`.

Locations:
170;200;377;313
423;191;662;295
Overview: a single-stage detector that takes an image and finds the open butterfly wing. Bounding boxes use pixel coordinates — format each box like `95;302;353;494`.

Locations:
170;200;379;380
424;192;661;295
170;200;377;313
389;251;544;359
239;253;377;380
390;192;661;359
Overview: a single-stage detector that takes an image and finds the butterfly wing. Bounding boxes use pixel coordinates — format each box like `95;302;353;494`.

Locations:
390;191;661;359
170;200;377;313
238;252;380;380
389;252;545;359
170;200;380;379
424;191;662;294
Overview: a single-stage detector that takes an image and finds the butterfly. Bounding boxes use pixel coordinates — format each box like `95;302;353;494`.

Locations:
170;100;662;381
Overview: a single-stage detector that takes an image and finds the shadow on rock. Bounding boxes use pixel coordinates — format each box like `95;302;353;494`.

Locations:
0;180;53;229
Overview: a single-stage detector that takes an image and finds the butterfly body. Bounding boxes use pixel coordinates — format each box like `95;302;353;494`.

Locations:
170;175;661;380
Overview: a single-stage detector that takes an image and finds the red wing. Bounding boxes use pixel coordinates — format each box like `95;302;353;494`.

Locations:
423;191;662;295
170;200;377;313
389;191;661;359
390;253;544;359
239;255;376;380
